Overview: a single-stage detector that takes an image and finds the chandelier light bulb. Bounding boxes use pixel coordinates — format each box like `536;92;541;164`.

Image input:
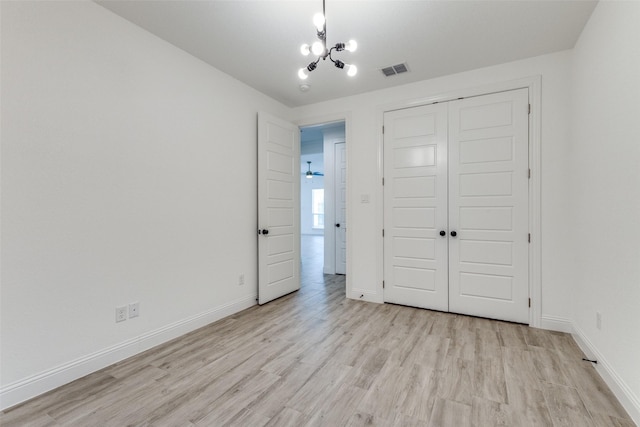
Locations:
313;13;325;32
311;41;324;56
345;39;358;52
300;44;311;56
298;68;309;80
346;64;358;77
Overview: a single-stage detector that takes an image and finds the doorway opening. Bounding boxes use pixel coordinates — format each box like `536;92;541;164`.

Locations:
300;121;346;285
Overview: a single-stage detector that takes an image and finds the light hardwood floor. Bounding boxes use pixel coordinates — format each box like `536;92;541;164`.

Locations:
1;236;634;426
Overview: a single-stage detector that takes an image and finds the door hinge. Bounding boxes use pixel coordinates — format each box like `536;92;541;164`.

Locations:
528;104;531;114
528;298;531;308
528;233;531;243
382;177;385;186
383;280;385;289
382;229;385;237
382;125;385;134
528;168;531;179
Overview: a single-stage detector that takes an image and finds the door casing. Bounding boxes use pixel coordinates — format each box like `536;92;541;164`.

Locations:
296;114;354;296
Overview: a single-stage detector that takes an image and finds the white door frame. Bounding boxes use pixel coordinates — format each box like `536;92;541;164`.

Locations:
376;76;542;327
297;113;352;294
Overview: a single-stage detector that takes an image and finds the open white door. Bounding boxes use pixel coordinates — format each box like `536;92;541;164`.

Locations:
383;103;449;311
258;112;300;304
335;142;347;275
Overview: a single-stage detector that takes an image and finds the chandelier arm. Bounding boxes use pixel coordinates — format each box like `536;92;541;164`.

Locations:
327;47;338;64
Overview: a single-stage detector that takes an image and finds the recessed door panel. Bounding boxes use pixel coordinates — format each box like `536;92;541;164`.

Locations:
393;113;436;139
268;234;294;256
459;207;513;231
267;180;293;201
393;207;436;229
460;137;513;164
393;146;436;168
267;259;295;285
459;240;513;266
459;172;513;197
268;207;294;228
459;101;513;130
459;273;513;300
267;151;293;176
394;267;437;291
393;176;437;199
393;237;436;260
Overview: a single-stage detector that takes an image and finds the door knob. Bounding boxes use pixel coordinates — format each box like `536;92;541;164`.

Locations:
336;223;341;228
261;229;269;235
439;230;446;236
450;231;457;237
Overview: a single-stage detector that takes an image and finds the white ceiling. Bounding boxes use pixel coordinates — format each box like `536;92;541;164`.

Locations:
96;0;597;107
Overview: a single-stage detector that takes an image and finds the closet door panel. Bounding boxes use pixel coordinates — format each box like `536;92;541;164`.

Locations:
383;104;449;311
448;89;529;323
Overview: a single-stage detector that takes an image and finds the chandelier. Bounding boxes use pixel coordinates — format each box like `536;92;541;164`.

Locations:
298;0;358;80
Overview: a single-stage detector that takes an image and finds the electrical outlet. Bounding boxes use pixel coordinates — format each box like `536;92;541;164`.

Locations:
238;274;245;286
596;312;602;330
129;302;140;318
116;306;127;323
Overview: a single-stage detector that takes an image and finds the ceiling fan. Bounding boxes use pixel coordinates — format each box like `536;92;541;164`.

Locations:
304;161;324;179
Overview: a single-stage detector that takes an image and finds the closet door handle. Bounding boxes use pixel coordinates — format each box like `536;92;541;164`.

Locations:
450;231;457;237
439;230;446;237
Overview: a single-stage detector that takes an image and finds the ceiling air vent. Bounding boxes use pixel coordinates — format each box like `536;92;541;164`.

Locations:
381;63;409;77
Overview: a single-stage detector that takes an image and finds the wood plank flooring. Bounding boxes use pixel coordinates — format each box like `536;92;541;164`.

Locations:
1;236;634;426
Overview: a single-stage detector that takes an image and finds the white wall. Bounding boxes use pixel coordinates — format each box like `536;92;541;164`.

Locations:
569;1;640;421
293;51;574;326
0;1;290;408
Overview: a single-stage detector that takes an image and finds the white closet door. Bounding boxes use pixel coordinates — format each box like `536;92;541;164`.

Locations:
448;89;529;323
383;103;449;311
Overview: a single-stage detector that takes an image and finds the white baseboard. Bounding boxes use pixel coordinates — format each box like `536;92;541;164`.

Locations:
539;315;573;333
0;295;257;411
571;324;640;425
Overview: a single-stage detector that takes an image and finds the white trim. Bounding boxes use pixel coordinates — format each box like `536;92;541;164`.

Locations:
539;315;573;333
572;324;640;425
376;76;543;327
527;76;542;328
0;295;257;411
